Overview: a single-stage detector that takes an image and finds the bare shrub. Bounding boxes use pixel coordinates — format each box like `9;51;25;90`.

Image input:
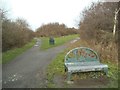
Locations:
36;23;77;37
2;16;34;52
76;2;118;62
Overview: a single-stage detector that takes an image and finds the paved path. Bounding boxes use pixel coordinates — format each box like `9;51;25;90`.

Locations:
2;39;68;88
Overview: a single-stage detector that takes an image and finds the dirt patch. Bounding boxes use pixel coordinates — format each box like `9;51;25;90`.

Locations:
53;74;66;88
72;77;109;88
53;74;109;88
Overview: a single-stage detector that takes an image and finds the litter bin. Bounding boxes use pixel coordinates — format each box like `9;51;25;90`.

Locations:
49;37;55;45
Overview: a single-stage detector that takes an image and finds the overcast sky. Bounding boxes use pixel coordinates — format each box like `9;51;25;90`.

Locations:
1;0;101;31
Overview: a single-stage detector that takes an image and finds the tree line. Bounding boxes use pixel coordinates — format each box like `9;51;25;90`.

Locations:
2;1;118;53
35;22;78;37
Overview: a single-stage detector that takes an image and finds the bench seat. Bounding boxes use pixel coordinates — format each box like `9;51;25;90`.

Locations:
66;63;108;73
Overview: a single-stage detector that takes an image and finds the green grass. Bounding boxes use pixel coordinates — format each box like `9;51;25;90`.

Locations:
40;34;79;50
2;39;36;64
47;51;118;88
46;52;66;88
105;61;118;88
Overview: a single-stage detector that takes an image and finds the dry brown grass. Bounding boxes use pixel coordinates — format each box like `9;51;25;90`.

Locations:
67;39;118;64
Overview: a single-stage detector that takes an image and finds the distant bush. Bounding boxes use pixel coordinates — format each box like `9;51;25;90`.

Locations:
35;23;78;37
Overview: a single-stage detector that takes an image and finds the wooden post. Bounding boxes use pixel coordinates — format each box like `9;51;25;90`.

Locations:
113;8;120;37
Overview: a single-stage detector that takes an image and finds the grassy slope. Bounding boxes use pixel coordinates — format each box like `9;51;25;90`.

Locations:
2;39;36;64
40;34;79;50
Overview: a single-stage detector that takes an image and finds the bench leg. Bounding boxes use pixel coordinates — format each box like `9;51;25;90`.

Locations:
67;72;71;81
67;72;73;84
103;68;108;75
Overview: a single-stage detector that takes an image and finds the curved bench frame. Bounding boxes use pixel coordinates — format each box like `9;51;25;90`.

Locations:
65;47;100;62
64;47;108;82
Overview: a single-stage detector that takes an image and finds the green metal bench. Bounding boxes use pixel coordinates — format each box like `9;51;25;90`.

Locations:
64;47;108;82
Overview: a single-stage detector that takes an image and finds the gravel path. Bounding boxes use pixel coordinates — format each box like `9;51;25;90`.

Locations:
2;39;67;88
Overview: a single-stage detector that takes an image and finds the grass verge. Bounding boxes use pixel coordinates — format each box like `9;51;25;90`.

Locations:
46;52;66;88
40;34;79;50
2;39;36;64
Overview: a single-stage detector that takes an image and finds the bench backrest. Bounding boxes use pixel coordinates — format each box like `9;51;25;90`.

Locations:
65;47;100;64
